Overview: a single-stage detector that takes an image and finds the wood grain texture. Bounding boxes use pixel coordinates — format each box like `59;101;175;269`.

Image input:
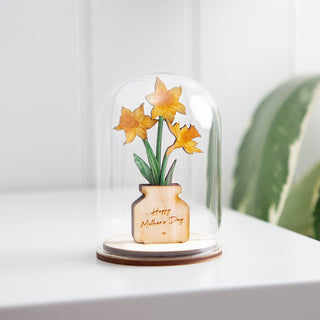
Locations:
103;234;218;257
132;184;190;244
96;248;222;266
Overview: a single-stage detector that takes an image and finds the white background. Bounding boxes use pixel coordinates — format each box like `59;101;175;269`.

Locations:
1;0;320;205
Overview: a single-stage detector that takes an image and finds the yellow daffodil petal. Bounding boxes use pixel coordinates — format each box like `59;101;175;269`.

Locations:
167;122;202;155
151;105;163;119
168;122;180;137
146;78;186;122
180;124;189;135
124;130;136;144
184;145;202;154
169;86;182;100
184;125;201;140
133;103;145;119
114;103;157;144
174;102;186;114
155;77;167;92
164;111;175;123
121;106;132;118
135;127;147;140
145;93;159;105
141;116;158;129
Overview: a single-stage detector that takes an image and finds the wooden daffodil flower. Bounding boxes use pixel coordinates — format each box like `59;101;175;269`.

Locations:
146;77;186;123
114;103;157;144
166;122;202;155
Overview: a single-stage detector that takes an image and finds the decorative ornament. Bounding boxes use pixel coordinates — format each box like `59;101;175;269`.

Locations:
114;77;202;243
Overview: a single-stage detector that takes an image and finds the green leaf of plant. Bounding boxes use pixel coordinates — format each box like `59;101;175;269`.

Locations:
159;154;169;185
144;139;161;184
165;159;177;185
278;162;320;237
133;153;154;184
313;191;320;240
231;76;320;223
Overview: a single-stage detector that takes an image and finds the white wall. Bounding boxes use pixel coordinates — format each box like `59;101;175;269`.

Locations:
0;0;80;190
1;0;320;205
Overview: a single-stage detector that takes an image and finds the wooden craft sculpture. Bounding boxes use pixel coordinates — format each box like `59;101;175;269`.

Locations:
114;77;202;244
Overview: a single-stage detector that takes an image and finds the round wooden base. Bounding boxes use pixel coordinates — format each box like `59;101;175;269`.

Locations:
96;234;222;266
96;248;222;266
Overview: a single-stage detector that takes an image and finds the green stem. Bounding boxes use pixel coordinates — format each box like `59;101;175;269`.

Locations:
160;152;169;185
143;139;160;184
156;116;164;165
142;138;147;153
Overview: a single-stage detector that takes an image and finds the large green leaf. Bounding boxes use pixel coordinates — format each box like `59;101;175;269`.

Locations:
133;153;154;184
231;76;320;223
313;191;320;240
144;139;161;184
165;159;177;185
278;162;320;237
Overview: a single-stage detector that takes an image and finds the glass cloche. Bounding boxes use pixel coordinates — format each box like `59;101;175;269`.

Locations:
96;73;221;266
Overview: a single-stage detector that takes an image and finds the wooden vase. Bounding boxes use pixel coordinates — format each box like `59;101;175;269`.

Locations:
132;184;190;244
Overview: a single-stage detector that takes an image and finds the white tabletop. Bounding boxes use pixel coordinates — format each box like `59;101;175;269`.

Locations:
1;189;320;319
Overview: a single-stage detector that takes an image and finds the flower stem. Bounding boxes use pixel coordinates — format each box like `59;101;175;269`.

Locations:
143;139;160;184
160;152;169;185
156;116;164;165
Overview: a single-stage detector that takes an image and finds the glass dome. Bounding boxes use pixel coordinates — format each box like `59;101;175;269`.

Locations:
96;73;221;266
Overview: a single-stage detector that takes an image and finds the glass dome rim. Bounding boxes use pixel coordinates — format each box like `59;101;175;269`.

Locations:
97;72;220;119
